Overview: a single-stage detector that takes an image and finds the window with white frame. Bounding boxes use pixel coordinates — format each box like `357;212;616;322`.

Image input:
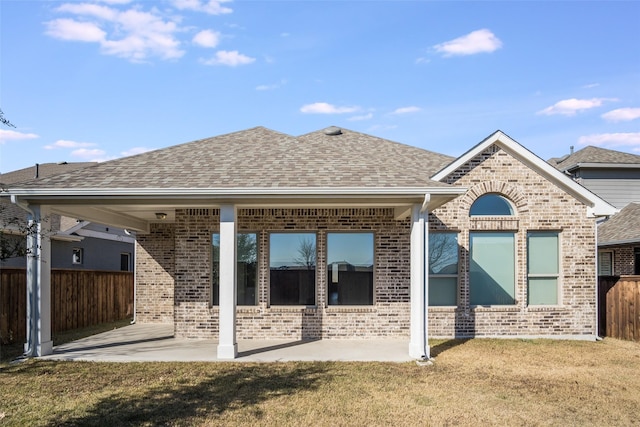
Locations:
72;248;83;265
428;232;458;306
327;232;374;305
120;252;131;272
269;233;316;305
527;232;560;305
211;233;258;306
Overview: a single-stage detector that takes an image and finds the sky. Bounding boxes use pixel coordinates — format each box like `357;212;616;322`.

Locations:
1;0;639;174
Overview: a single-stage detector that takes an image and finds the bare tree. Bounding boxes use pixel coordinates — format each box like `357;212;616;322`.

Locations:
0;108;15;128
295;237;316;270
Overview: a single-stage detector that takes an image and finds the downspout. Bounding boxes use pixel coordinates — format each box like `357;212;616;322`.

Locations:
10;195;38;357
594;216;604;341
421;195;431;360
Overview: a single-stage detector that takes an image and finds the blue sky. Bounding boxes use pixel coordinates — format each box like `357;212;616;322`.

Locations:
1;0;639;173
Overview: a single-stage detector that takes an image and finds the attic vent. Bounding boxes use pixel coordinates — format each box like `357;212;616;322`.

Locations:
324;126;342;136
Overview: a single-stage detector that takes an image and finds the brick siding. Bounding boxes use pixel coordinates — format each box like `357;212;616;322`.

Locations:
429;146;598;338
135;144;599;340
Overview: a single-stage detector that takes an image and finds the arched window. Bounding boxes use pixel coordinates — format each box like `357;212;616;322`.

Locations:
470;194;514;216
469;193;516;306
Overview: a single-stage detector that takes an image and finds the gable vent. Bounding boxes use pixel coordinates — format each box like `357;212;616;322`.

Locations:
324;126;342;136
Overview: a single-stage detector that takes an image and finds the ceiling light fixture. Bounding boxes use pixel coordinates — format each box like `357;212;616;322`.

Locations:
155;212;168;220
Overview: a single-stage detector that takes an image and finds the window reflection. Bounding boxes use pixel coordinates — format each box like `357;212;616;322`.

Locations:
211;233;258;306
270;233;316;305
327;233;374;305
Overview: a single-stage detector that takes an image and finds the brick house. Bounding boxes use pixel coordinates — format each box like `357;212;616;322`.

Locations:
3;127;616;359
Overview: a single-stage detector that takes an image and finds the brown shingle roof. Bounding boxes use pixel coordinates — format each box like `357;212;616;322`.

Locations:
549;146;640;172
0;162;97;185
11;127;455;190
598;203;640;245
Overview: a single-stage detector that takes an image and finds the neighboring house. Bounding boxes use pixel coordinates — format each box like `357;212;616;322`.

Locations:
596;203;640;276
550;146;640;275
2;127;616;358
0;162;135;271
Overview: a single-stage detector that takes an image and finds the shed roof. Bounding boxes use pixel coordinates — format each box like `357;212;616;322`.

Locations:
598;203;640;246
10;127;454;190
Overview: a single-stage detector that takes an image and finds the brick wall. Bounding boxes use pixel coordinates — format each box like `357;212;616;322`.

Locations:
136;223;175;323
429;145;598;338
613;246;637;275
171;208;411;339
135;144;599;340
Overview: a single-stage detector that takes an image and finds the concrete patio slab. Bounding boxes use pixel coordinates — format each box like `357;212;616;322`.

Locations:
40;323;414;363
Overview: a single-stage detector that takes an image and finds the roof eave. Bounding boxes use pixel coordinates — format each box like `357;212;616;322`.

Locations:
2;186;466;199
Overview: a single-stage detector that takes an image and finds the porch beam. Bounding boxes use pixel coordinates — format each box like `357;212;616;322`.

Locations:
217;204;238;359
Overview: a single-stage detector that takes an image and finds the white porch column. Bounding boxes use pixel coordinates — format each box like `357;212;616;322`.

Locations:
25;205;53;357
409;203;430;359
217;204;238;359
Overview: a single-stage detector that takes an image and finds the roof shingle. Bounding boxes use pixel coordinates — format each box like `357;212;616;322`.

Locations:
10;127;455;190
598;203;640;245
549;146;640;171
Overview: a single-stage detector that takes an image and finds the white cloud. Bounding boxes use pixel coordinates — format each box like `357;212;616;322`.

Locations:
56;3;118;20
433;29;502;57
391;106;421;115
121;147;153;156
348;113;373;121
45;19;107;42
193;29;221;48
578;132;640;152
172;0;233;15
537;98;616;116
300;102;360;114
45;3;185;62
200;50;255;66
71;148;107;159
44;140;97;150
583;83;600;89
0;129;39;143
601;107;640;123
255;79;286;91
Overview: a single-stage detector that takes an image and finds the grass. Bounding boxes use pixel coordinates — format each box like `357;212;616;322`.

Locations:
0;337;639;426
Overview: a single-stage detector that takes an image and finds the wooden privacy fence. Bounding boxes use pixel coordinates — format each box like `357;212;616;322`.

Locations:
599;275;640;342
1;268;134;345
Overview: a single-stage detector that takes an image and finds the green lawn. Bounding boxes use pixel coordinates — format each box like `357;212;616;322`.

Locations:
1;337;639;426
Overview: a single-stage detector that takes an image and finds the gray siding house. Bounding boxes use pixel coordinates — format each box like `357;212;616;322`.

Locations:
1;163;134;271
550;146;640;275
2;127;616;358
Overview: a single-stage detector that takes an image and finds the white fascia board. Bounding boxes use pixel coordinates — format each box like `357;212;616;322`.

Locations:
567;163;640;171
51;233;84;242
74;228;135;244
5;186;461;198
430;130;618;217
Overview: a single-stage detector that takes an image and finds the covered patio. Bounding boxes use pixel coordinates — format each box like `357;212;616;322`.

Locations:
40;323;413;362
